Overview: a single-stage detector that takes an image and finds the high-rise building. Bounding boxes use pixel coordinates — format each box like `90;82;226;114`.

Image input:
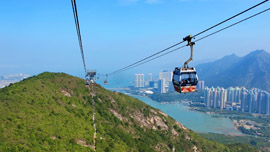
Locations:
260;91;269;114
210;87;215;108
204;86;270;115
159;70;172;87
227;87;235;105
149;81;155;88
168;81;174;92
241;88;248;112
234;87;241;104
213;87;219;109
158;78;166;93
211;87;226;110
220;88;226;110
197;81;205;89
134;74;144;88
258;92;263;114
153;82;158;89
204;87;211;108
266;93;270;115
252;93;258;113
248;91;253;113
149;73;153;81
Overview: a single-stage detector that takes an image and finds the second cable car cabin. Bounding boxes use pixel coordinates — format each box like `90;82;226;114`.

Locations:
85;80;90;87
104;74;108;85
172;35;199;93
172;67;198;93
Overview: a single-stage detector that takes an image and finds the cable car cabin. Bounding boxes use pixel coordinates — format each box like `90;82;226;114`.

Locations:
104;80;108;85
85;81;90;87
172;67;198;93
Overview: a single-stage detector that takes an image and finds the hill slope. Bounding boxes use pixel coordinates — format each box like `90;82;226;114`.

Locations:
0;72;256;151
197;50;270;91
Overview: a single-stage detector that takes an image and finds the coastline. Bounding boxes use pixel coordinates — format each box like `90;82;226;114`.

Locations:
125;92;242;135
188;106;246;135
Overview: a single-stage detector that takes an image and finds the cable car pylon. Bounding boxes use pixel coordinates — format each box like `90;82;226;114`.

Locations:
85;70;97;87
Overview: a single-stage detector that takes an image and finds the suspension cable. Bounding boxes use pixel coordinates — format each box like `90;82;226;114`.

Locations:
194;8;270;43
193;0;269;38
109;8;270;75
71;0;87;73
105;0;269;76
110;45;186;75
108;41;185;75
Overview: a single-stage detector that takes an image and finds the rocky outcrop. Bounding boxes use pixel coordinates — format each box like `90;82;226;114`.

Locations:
130;110;168;130
61;90;71;97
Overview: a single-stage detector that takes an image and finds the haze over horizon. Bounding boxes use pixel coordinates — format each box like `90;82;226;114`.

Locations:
1;0;269;77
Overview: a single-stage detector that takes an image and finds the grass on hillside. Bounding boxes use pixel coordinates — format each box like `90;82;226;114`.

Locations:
0;72;258;152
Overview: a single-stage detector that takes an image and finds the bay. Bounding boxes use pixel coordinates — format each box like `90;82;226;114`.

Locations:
98;76;242;135
133;95;241;135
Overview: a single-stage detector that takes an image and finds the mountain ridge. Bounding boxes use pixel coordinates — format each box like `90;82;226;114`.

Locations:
197;50;270;91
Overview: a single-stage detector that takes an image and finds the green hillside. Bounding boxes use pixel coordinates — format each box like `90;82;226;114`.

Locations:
0;72;257;151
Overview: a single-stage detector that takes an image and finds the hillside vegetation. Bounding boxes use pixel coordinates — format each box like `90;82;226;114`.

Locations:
0;72;257;151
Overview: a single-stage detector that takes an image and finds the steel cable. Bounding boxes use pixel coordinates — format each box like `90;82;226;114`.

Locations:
110;8;270;74
71;0;87;73
105;0;269;76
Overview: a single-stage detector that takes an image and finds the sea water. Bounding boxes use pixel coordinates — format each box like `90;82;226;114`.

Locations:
98;76;241;135
133;95;241;135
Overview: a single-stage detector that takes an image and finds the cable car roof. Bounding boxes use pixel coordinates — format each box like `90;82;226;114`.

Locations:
180;68;196;73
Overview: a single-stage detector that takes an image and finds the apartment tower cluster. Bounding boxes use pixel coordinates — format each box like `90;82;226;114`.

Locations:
204;87;270;115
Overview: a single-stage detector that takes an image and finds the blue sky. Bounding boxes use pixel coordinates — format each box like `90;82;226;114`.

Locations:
0;0;269;78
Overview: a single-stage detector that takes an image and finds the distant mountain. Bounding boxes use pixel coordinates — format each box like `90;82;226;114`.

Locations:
0;72;255;151
197;50;270;91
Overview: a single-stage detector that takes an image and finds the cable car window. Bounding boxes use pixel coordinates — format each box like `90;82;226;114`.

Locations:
189;73;195;83
181;73;189;81
173;74;180;82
